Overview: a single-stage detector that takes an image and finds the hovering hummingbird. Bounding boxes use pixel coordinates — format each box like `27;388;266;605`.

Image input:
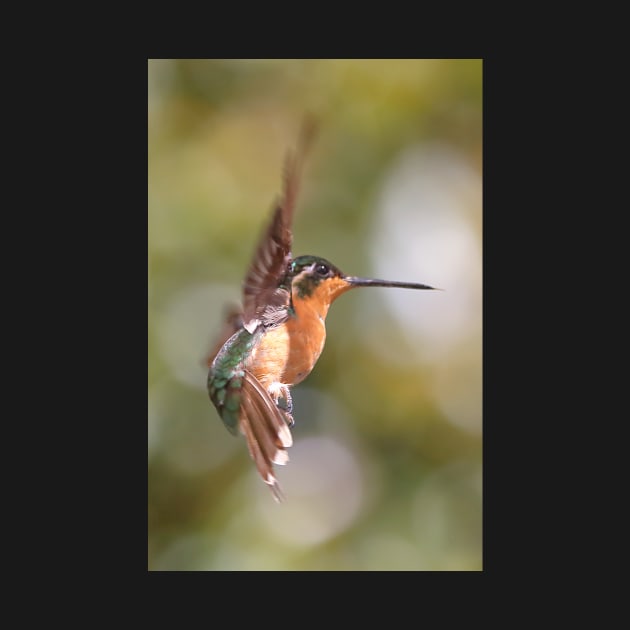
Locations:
207;122;438;501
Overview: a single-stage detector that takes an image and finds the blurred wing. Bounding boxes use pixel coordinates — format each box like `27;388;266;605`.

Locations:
239;370;293;502
242;119;317;333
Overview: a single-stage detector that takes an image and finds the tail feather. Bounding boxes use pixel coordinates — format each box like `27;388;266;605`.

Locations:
239;413;285;502
244;372;293;448
238;370;293;502
242;385;289;467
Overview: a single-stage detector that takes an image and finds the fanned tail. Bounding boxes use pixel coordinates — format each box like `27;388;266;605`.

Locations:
239;371;293;502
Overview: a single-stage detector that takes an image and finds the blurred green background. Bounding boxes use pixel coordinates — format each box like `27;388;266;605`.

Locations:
148;59;482;571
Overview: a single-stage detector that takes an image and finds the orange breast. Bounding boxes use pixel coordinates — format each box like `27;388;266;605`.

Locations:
247;299;326;388
282;300;327;384
246;276;352;388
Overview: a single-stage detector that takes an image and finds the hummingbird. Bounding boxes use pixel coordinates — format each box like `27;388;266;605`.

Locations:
207;122;438;501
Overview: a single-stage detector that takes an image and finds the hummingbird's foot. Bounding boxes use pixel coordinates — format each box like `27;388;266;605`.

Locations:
282;411;295;428
280;389;293;414
279;395;294;428
268;382;294;426
276;395;295;427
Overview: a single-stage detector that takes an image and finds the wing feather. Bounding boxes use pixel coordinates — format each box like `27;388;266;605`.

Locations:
242;119;317;332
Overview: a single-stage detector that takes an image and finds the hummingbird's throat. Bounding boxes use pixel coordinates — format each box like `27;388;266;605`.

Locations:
291;275;353;321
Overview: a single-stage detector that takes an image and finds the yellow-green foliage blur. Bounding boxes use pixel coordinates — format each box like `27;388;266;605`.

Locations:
148;59;482;571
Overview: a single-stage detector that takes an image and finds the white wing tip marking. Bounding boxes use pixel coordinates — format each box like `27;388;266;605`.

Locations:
273;449;289;465
277;423;293;448
265;474;285;502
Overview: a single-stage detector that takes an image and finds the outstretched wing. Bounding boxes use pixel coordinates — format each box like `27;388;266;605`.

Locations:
241;118;317;333
239;370;293;502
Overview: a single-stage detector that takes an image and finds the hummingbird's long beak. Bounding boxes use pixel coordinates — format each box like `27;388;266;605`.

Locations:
344;276;440;291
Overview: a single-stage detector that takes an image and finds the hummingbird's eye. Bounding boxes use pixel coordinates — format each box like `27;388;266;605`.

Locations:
315;263;329;276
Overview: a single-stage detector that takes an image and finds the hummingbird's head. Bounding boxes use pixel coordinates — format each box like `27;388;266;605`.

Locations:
287;254;439;308
288;255;349;302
